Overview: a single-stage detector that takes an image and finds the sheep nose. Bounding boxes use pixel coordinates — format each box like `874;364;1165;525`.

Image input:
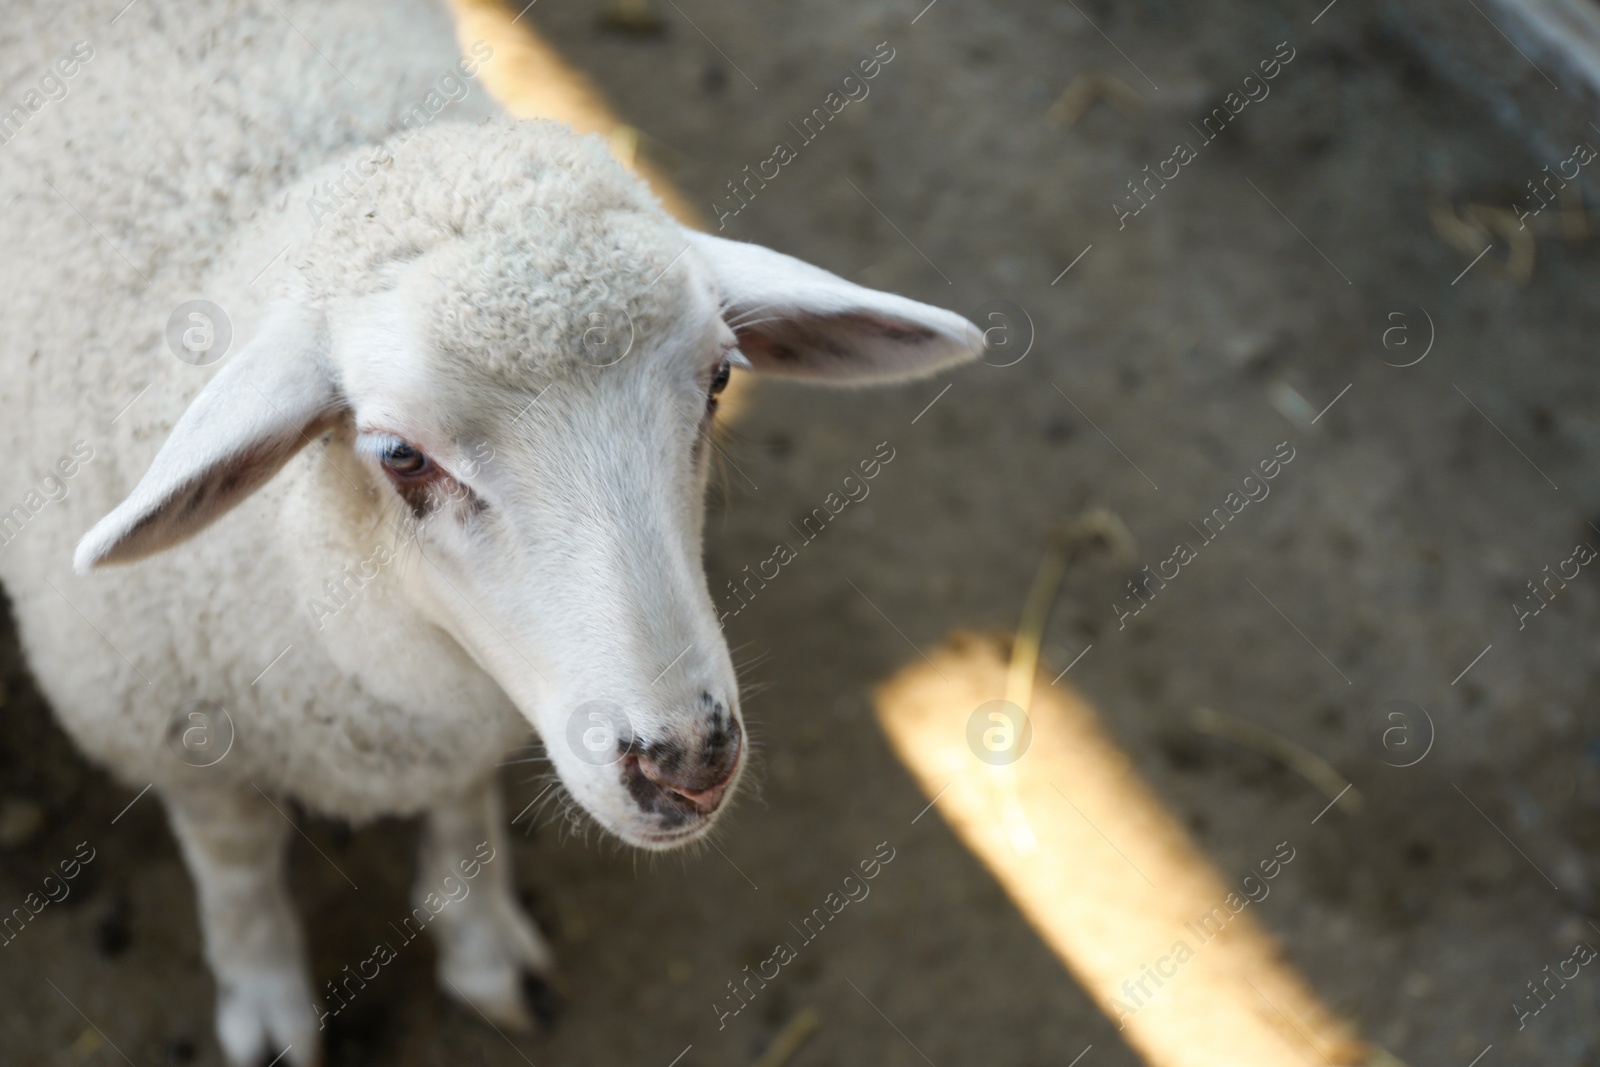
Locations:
624;711;742;819
636;756;736;814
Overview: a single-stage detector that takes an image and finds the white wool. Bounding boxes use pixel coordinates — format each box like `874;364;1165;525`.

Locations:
0;0;569;818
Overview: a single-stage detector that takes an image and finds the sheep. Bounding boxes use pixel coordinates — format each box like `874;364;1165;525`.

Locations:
0;1;979;1063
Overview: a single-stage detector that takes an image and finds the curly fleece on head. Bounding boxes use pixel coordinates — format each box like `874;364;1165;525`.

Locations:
299;118;695;386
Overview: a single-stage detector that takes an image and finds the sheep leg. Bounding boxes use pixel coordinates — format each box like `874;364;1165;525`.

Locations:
164;786;321;1067
419;776;556;1031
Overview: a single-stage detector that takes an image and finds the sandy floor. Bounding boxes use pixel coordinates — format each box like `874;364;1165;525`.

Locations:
5;0;1600;1064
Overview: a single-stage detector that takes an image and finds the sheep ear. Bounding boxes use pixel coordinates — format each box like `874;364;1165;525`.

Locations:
75;305;342;572
685;230;982;382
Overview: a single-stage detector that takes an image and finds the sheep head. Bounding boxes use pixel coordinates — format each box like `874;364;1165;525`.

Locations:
75;120;980;848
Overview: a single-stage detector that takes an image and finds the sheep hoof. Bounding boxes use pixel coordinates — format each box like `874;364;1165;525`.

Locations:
521;972;563;1028
215;972;322;1067
444;959;556;1036
436;892;558;1032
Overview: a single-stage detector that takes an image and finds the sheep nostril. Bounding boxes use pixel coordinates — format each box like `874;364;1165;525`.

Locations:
660;777;731;815
627;727;742;817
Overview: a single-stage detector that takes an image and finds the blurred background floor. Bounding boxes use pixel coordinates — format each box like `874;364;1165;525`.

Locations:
5;0;1600;1064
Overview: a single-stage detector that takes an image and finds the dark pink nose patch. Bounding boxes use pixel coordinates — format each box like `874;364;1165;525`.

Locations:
620;697;741;824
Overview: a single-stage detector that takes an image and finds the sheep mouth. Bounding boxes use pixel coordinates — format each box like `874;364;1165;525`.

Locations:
637;824;708;847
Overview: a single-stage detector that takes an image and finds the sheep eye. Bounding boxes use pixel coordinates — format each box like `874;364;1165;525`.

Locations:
381;441;429;476
708;360;732;399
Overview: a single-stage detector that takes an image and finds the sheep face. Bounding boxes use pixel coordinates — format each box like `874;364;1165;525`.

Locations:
327;255;747;848
75;123;981;850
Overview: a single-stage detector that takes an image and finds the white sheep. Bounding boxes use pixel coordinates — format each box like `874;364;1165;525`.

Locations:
0;1;978;1063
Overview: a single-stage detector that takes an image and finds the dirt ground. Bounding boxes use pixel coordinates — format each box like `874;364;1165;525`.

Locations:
6;0;1600;1064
